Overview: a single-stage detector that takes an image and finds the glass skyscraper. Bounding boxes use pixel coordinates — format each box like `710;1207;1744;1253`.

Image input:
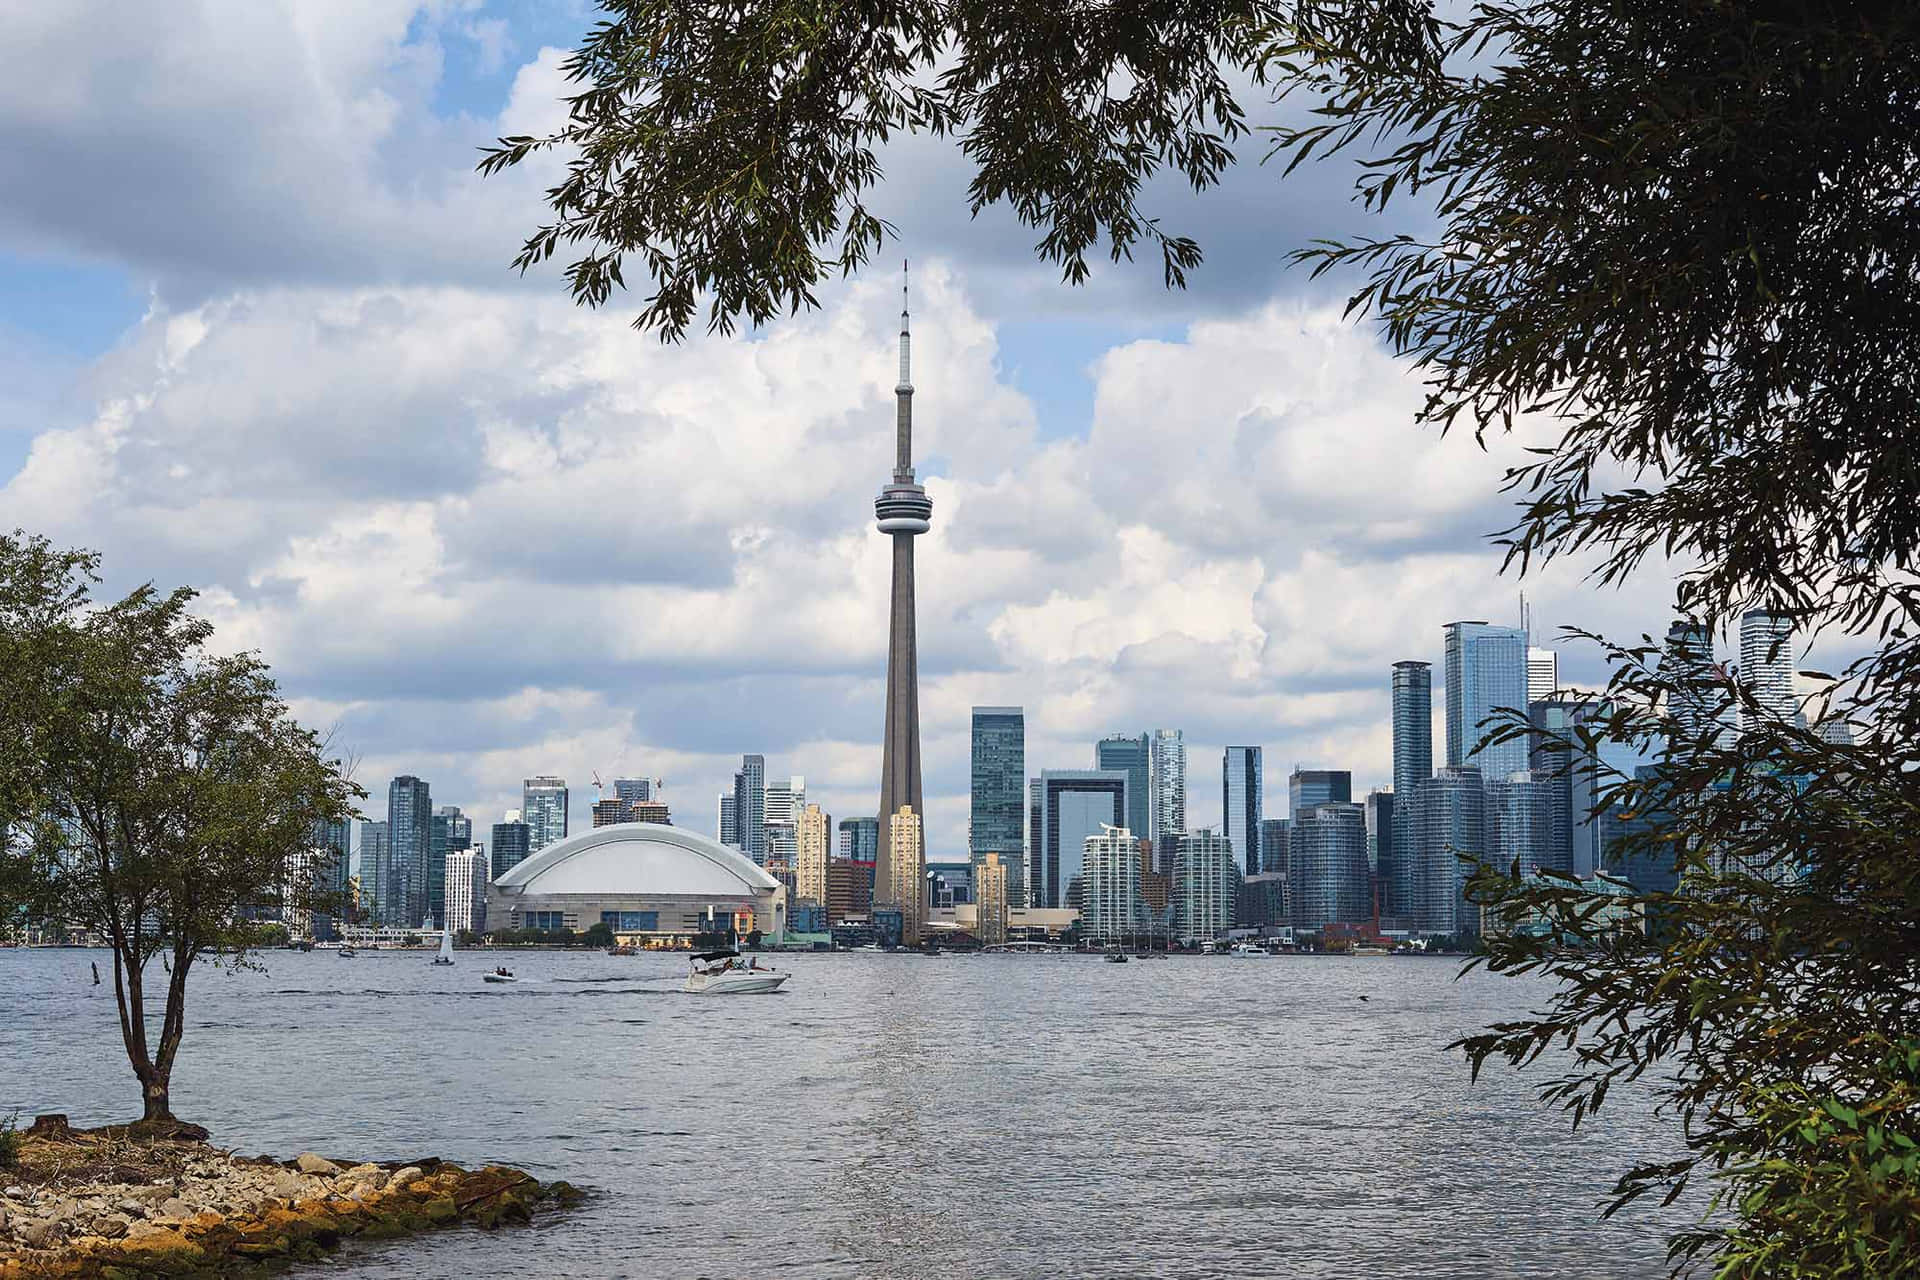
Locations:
1413;766;1485;938
1444;622;1531;779
1661;619;1721;751
1036;771;1128;909
732;755;766;863
1288;769;1351;819
490;818;531;882
837;815;879;862
1289;802;1369;933
1148;729;1186;842
1390;660;1433;920
970;707;1026;903
386;775;432;927
522;776;569;855
1258;817;1290;875
1222;747;1263;876
1095;732;1150;843
359;819;389;924
1738;609;1797;732
1485;772;1551;878
309;817;352;939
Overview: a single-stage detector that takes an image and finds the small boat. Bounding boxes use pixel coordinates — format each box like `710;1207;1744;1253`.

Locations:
1350;943;1391;956
684;950;788;995
482;967;517;984
1230;942;1268;957
1104;951;1128;964
337;946;357;958
431;929;455;966
607;944;636;956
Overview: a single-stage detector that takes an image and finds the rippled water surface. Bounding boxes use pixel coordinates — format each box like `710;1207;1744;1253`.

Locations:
0;949;1687;1278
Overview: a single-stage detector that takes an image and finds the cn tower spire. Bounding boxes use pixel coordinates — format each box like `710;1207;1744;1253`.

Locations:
895;260;914;481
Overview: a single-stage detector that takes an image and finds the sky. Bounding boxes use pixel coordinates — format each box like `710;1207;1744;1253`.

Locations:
0;0;1699;856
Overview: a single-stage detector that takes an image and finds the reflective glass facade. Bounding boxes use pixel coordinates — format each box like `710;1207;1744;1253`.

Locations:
970;707;1026;891
1222;747;1262;876
1038;771;1128;910
1095;733;1150;843
1390;661;1433;919
1444;622;1530;778
1289;802;1369;933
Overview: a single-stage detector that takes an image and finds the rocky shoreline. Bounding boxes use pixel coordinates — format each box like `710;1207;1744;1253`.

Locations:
0;1116;581;1278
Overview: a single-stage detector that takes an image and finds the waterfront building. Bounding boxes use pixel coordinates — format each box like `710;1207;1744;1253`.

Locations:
445;847;488;936
976;853;1009;946
1444;621;1530;778
928;861;974;909
360;820;391;923
308;818;352;939
764;775;805;862
1081;825;1144;944
1096;733;1151;845
1289;769;1351;819
1139;835;1171;916
970;708;1026;904
827;858;876;920
1363;790;1394;919
1223;746;1264;877
1290;802;1369;934
522;776;569;855
1528;698;1614;876
886;804;926;944
718;793;739;847
1028;778;1044;903
1738;609;1798;732
732;755;766;862
1173;830;1236;945
1391;660;1434;920
796;803;831;912
1258;817;1290;875
1412;766;1485;938
1661;620;1722;751
428;805;469;929
1485;771;1552;878
387;776;432;927
490;815;531;882
592;798;629;828
487;824;783;944
1237;872;1289;932
1035;771;1129;910
1148;729;1187;843
1527;646;1558;705
838;816;879;862
873;271;933;915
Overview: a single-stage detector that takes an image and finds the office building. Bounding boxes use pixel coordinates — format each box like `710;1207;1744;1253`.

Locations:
1035;770;1129;910
873;274;933;912
1445;622;1530;778
445;847;488;936
427;804;468;929
1289;769;1351;818
1258;817;1290;875
1289;802;1369;934
838;816;879;862
308;818;352;939
1223;746;1263;877
1364;790;1394;919
1412;766;1485;938
1527;646;1558;705
1485;772;1551;878
1028;778;1044;904
1148;729;1187;842
1661;620;1721;750
970;708;1026;898
491;814;531;882
796;803;831;912
387;775;433;927
1391;660;1434;920
827;858;876;920
1082;825;1144;943
522;776;569;854
1237;872;1288;931
360;820;390;923
1173;830;1235;945
718;793;739;847
1738;609;1798;732
1528;698;1612;877
886;805;926;944
1096;733;1151;844
732;755;767;863
976;853;1010;946
612;778;657;804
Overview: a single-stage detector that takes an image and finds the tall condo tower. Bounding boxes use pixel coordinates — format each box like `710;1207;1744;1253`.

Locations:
874;265;933;909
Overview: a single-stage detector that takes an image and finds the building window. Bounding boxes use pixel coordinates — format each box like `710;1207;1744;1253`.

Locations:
600;911;660;932
525;911;567;931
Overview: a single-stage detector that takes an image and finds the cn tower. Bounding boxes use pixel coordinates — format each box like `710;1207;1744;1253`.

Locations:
873;263;931;911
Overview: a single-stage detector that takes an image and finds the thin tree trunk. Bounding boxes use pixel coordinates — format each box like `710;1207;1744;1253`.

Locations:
146;942;193;1124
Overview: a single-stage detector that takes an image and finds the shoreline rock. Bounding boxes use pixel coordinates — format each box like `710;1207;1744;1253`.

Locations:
0;1122;582;1278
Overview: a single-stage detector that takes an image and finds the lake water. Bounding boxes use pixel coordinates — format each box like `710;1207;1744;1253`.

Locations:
0;948;1688;1278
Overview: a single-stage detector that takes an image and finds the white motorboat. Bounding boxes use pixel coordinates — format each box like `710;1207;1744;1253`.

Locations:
482;967;517;984
684;950;789;995
1230;942;1268;957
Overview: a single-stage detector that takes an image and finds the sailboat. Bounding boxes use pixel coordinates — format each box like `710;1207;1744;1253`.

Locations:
431;920;454;966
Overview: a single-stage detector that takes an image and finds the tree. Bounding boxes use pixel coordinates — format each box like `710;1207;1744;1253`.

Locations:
488;3;1920;1271
1;532;360;1130
584;921;616;948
